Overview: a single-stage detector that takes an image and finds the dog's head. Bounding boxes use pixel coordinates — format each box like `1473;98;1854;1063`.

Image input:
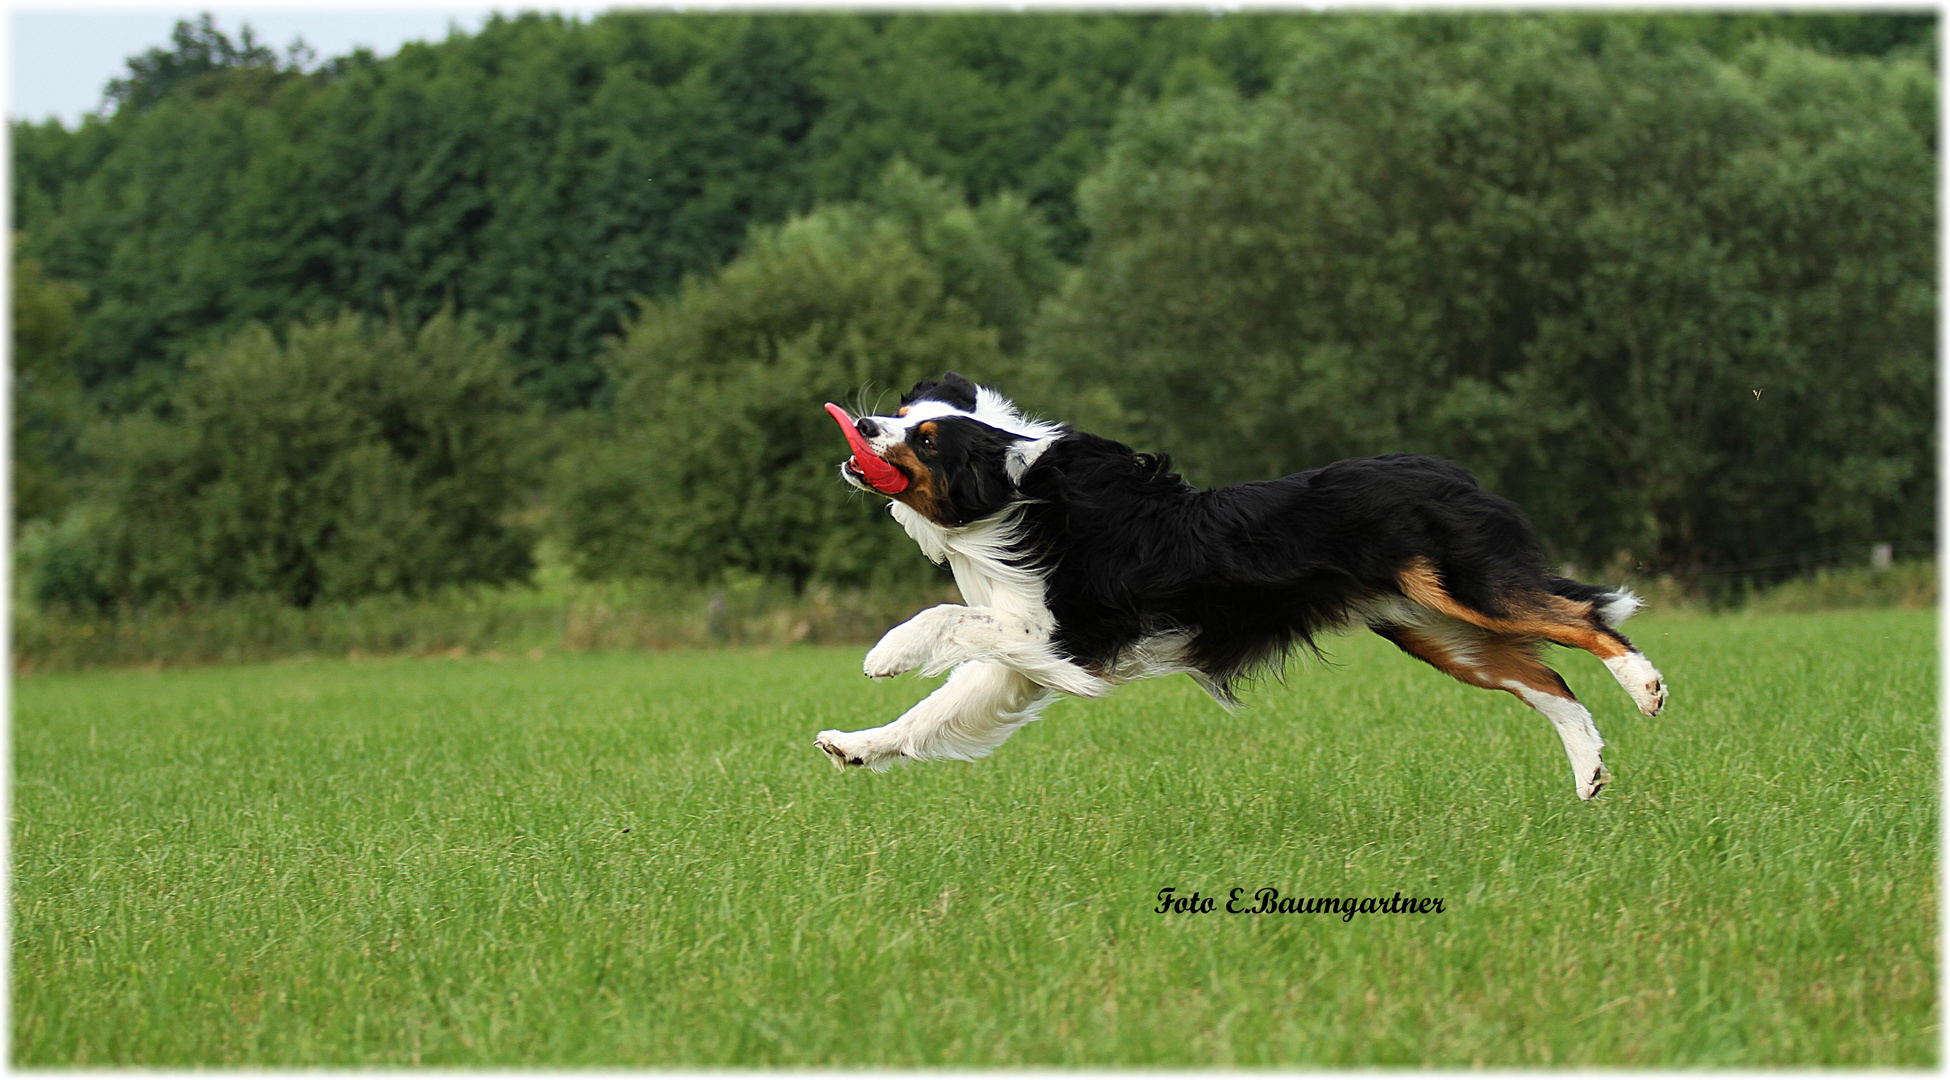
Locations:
826;372;1062;527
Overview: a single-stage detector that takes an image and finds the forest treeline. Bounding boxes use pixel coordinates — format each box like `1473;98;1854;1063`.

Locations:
12;10;1937;619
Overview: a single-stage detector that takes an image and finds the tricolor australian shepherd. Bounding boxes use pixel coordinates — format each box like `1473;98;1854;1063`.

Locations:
817;372;1667;801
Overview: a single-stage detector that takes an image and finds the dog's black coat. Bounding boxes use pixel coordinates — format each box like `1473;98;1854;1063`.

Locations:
903;374;1608;695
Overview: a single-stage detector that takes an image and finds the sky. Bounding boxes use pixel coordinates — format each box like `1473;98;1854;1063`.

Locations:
9;5;605;128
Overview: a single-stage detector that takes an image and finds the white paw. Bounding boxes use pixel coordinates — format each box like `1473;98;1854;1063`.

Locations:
1606;653;1669;717
1577;762;1612;802
814;729;901;771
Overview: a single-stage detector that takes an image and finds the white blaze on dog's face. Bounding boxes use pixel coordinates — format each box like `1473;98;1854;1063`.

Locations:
836;372;1065;528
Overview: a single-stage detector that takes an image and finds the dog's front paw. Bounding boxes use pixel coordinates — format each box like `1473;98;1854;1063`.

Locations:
813;733;863;769
814;729;900;771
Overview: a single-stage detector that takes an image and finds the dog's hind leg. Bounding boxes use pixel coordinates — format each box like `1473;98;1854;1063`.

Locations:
1373;620;1611;801
864;604;1110;698
1396;558;1668;717
1548;578;1670;718
816;661;1058;770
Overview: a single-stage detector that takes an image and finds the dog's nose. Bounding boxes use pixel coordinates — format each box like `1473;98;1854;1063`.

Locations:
855;417;882;438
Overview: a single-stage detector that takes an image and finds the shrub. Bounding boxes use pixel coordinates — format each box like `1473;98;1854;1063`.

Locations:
556;166;1054;589
1746;559;1937;613
30;312;537;610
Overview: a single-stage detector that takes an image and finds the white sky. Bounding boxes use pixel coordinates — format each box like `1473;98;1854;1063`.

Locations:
9;5;607;127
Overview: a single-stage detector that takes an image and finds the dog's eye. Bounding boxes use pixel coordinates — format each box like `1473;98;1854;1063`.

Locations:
919;431;936;451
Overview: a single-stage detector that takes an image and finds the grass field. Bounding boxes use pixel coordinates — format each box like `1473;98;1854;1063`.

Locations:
12;609;1936;1065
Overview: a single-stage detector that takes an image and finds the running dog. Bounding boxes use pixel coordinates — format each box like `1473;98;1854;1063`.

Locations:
816;372;1667;800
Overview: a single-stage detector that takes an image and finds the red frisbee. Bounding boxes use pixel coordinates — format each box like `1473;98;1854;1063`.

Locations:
824;403;909;494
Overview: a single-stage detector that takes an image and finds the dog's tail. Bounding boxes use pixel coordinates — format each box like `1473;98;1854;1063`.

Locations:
1545;575;1643;629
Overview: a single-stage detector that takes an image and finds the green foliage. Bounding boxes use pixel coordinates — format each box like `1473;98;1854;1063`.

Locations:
1576;11;1936;61
1746;559;1937;614
556;167;1051;588
1034;15;1935;575
104;13;302;115
28;313;536;610
799;14;1300;256
12;246;91;526
11;117;116;237
10;11;1937;624
14;11;1291;410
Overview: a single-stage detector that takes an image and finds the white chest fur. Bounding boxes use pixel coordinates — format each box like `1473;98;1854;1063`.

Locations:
890;503;1048;621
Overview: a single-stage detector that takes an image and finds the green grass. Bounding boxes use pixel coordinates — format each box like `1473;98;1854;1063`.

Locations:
12;609;1936;1065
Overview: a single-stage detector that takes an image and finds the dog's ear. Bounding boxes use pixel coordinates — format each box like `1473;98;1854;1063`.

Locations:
939;421;1020;525
936;371;979;406
902;371;980;412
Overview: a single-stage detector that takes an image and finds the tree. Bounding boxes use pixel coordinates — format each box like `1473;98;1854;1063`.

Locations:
12;245;90;526
103;13;302;114
1033;15;1935;578
14;11;1296;411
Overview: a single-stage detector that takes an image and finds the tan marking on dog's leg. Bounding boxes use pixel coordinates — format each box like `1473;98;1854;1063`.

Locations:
1396;559;1666;717
1382;623;1610;800
1381;622;1497;689
1396;557;1630;660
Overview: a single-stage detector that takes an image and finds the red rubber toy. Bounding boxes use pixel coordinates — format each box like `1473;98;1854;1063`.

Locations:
824;403;909;494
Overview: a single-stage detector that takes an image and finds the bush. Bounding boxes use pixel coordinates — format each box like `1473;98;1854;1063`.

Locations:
29;312;537;610
556;165;1055;590
1745;559;1937;613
